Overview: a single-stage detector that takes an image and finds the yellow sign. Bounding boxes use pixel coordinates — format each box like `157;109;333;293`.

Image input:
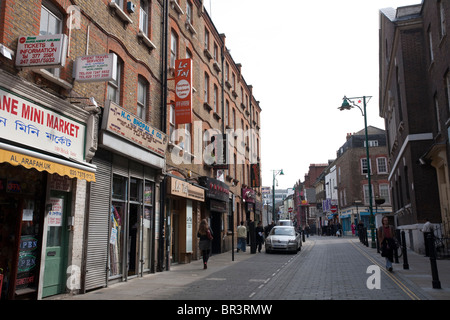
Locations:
0;148;96;182
168;177;204;202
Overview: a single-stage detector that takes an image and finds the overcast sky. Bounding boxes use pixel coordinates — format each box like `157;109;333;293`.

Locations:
205;0;422;190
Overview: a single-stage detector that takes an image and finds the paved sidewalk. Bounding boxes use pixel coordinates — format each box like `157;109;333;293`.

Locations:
349;236;450;300
51;236;450;300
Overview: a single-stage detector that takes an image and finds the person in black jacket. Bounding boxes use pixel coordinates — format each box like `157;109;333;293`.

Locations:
197;219;213;269
255;221;265;253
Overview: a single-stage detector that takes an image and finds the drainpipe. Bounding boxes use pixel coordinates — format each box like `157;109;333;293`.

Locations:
158;0;169;272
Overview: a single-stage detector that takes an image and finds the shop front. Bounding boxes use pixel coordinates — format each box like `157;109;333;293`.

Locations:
0;71;97;300
83;101;167;291
199;177;229;254
165;175;205;265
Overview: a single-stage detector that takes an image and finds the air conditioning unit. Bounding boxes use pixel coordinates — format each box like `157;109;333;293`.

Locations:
127;1;136;13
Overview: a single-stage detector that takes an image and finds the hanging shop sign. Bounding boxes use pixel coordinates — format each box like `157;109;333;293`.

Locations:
102;101;168;157
167;177;205;202
74;53;117;82
242;187;256;203
250;163;261;187
199;177;229;202
0;87;86;162
15;34;68;69
174;58;193;125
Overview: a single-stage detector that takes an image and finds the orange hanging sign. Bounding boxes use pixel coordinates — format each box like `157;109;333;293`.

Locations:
174;58;193;125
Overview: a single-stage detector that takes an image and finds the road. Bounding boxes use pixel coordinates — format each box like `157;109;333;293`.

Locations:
167;236;428;300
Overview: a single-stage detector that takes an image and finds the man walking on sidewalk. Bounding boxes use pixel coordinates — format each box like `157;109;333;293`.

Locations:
237;221;247;252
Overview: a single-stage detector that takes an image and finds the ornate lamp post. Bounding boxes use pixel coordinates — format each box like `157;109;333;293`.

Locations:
339;96;376;248
272;169;284;223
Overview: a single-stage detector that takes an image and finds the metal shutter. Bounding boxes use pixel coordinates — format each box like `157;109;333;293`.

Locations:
84;152;112;291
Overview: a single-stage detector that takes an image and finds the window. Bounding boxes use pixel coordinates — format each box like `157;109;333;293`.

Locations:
137;77;148;120
446;71;450;112
364;140;379;147
40;1;63;77
435;93;441;132
232;108;236;129
182;123;191;153
439;1;447;39
139;0;149;35
361;158;372;175
214;43;218;61
376;157;388;174
186;1;193;25
170;30;178;69
169;104;175;142
213;84;218;112
379;184;391;205
428;26;434;63
204;29;209;50
107;55;122;104
363;185;374;206
225;100;229;126
112;0;124;8
204;73;209;103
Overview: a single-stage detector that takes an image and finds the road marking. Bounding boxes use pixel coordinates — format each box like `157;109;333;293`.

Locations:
349;240;421;300
206;278;226;281
249;292;256;298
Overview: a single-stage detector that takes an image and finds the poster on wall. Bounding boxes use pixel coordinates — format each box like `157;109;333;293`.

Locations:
74;53;117;82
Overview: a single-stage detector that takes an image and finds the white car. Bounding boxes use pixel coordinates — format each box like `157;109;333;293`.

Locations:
277;219;293;226
265;226;302;254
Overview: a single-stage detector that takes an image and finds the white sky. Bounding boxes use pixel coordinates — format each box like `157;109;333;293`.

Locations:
205;0;422;190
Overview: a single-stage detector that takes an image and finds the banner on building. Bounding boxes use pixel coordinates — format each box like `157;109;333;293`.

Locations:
74;53;117;82
251;163;261;187
174;58;193;125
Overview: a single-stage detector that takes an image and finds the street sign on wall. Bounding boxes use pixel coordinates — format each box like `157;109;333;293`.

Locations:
74;53;117;82
174;58;193;125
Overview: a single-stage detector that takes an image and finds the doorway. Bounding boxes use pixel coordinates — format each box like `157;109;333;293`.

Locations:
42;191;70;298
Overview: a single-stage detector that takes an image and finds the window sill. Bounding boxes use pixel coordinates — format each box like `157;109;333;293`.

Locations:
137;31;156;50
204;48;213;61
213;61;221;73
34;69;73;90
170;0;184;15
109;2;133;25
185;21;197;36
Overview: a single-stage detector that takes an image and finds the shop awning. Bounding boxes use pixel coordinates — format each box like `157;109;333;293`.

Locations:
0;143;96;182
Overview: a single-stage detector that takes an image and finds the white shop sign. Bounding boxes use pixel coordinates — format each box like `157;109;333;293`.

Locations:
15;34;68;69
74;53;117;82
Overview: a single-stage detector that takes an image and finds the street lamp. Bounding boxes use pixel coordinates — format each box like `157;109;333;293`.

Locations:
339;95;376;248
272;169;284;223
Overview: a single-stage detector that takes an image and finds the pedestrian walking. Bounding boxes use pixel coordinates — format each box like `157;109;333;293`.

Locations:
197;219;213;269
255;221;264;253
237;221;247;252
351;222;356;236
377;216;397;272
421;218;434;257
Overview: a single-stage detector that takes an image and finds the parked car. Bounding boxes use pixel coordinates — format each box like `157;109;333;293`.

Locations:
265;226;301;254
277;219;293;226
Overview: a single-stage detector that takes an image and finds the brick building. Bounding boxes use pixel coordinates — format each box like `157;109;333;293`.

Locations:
379;0;448;254
0;0;261;300
164;0;262;263
334;127;391;236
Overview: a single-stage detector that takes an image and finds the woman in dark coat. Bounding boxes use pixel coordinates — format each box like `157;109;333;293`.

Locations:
377;216;397;272
197;219;213;269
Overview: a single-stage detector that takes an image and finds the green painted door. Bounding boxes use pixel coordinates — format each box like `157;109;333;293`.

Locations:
42;192;69;298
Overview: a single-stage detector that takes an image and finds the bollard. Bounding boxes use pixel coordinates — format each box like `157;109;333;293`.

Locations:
376;229;380;253
427;234;441;289
365;227;369;247
401;231;409;270
394;230;401;264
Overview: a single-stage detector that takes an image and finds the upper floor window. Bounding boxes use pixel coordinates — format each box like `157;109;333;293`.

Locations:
40;1;63;77
439;1;447;39
169;104;175;142
204;73;210;103
376;157;388;174
361;158;372;175
139;0;149;35
107;55;123;104
204;29;209;50
137;77;148;120
364;140;379;147
112;0;124;8
186;1;193;25
170;30;178;68
428;26;434;63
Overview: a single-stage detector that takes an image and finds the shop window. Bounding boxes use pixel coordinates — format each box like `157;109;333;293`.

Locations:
110;175;127;278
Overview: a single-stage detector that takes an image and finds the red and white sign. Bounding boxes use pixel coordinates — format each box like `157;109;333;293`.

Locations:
174;58;193;125
331;205;338;213
74;53;117;82
288;207;293;213
15;34;68;69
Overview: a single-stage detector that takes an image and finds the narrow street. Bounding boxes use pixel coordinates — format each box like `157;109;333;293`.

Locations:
63;236;444;301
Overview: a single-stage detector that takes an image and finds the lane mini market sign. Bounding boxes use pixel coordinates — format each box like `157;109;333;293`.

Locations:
15;34;68;69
